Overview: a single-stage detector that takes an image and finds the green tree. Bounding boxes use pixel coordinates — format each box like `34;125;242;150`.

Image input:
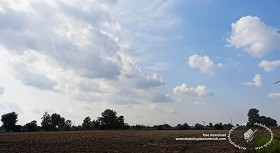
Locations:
98;109;127;129
195;123;204;130
82;116;93;130
99;109;117;129
51;113;65;131
23;120;38;132
214;123;224;130
62;120;72;131
260;116;277;127
41;112;53;131
41;112;66;131
247;108;260;127
1;112;18;132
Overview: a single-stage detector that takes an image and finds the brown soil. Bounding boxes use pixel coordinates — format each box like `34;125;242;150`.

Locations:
0;130;279;153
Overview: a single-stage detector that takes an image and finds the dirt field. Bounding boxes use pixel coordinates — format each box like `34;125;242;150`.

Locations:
0;130;279;153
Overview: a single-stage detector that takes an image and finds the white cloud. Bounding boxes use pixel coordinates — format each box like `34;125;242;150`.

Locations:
227;16;280;57
244;74;262;87
136;74;165;89
0;0;171;105
259;60;280;72
173;83;212;97
268;93;280;98
188;54;223;74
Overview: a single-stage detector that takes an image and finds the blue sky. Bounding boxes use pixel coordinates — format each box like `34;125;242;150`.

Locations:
0;0;279;126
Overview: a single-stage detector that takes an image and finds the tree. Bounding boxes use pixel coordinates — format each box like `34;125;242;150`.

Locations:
98;109;127;129
223;123;233;129
41;112;53;131
247;108;277;127
176;123;189;130
23;120;38;132
51;113;65;131
82;116;93;130
260;116;277;127
41;112;66;131
247;108;260;127
99;109;117;129
62;120;72;131
195;123;204;130
1;112;18;132
214;123;224;130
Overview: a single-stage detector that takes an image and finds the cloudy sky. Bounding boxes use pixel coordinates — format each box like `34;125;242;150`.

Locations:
0;0;279;126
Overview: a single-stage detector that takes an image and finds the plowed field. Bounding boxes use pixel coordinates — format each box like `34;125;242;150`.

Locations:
0;130;279;153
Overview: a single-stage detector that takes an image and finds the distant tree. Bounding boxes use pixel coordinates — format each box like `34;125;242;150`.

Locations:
247;108;277;127
132;124;146;130
98;109;127;129
209;123;213;128
260;116;277;127
214;123;224;130
99;109;117;129
247;108;260;127
23;120;38;132
116;116;125;129
223;123;233;129
1;112;18;132
195;123;204;130
176;123;189;130
13;125;22;132
82;116;93;130
51;113;65;131
41;112;53;131
62;120;72;131
94;117;101;129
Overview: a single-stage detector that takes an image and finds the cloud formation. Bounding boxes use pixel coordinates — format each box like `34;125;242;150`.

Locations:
187;54;223;74
244;74;262;87
259;60;280;72
227;16;280;57
0;0;169;104
268;93;280;98
173;83;212;97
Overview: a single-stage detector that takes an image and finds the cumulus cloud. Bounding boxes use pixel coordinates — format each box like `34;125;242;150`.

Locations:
0;0;171;104
244;74;262;87
0;86;4;95
188;54;223;74
136;74;165;89
259;60;280;72
173;83;212;97
227;16;280;57
268;93;280;98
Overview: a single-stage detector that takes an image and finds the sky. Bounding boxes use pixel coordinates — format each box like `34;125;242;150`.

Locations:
0;0;279;126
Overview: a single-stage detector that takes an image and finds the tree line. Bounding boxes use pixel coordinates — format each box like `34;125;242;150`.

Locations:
1;109;128;132
0;108;278;132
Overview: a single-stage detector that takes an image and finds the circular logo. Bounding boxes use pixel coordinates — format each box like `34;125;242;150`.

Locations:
228;123;274;150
